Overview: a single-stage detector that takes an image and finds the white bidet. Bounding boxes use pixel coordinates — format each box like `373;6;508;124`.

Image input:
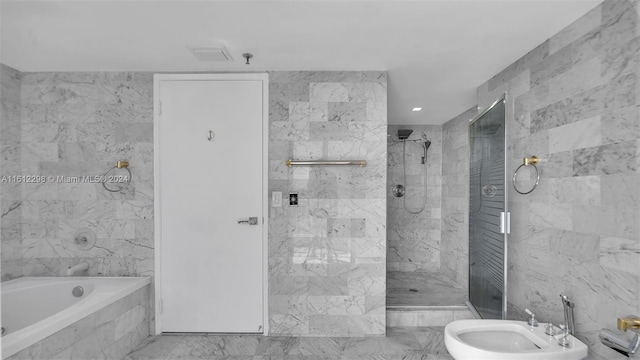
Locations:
444;319;588;360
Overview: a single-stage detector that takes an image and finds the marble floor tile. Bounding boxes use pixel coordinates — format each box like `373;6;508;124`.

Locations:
386;272;467;307
125;327;452;360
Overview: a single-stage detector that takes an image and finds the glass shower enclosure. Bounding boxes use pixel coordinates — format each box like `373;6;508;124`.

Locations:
468;97;508;319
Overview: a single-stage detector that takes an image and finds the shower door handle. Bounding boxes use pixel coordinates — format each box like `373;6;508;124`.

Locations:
499;212;511;234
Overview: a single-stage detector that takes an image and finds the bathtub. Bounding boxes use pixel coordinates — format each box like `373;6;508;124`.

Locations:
1;277;150;359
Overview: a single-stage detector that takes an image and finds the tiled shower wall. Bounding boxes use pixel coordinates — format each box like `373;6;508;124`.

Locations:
0;69;155;280
476;1;639;358
268;72;387;336
387;125;442;272
440;107;476;290
1;64;23;279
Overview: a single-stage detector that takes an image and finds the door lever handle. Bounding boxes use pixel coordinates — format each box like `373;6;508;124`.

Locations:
238;217;258;225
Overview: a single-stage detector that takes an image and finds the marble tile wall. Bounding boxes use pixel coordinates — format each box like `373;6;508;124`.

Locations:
387;125;443;272
9;284;150;360
268;71;387;336
440;107;476;290
1;70;154;280
1;64;23;280
476;1;639;358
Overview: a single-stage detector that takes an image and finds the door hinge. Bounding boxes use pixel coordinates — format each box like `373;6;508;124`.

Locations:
159;298;163;313
158;101;162;116
499;211;511;234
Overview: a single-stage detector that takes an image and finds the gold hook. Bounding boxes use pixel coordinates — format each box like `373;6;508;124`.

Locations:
117;161;129;169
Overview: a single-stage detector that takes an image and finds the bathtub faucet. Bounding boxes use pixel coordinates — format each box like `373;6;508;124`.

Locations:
65;261;89;276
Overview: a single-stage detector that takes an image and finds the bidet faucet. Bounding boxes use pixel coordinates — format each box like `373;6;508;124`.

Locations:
65;261;89;276
525;308;538;327
560;294;575;336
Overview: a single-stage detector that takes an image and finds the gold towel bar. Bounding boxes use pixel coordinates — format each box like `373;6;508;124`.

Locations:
286;160;367;167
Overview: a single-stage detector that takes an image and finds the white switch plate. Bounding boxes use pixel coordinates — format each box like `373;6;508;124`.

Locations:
272;191;282;207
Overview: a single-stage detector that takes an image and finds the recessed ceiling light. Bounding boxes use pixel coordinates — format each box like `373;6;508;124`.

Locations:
412;107;422;112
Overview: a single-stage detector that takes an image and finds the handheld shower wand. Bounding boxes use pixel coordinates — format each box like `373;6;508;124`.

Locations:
422;140;431;164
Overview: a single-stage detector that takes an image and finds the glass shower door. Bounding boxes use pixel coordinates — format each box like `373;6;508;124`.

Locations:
468;97;507;319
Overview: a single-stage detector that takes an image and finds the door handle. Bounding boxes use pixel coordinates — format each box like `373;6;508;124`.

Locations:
499;212;511;234
238;217;258;225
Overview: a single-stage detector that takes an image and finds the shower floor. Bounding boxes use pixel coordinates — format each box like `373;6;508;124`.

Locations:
387;271;467;307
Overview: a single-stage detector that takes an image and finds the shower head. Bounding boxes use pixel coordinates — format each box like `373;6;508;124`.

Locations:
421;140;431;165
398;129;413;140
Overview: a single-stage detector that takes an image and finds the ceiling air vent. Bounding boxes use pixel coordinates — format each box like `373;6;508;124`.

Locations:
189;46;234;62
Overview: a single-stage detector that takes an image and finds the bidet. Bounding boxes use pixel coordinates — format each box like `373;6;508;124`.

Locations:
444;319;588;359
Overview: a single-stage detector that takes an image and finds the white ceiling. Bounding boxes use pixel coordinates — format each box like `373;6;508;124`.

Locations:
0;0;602;125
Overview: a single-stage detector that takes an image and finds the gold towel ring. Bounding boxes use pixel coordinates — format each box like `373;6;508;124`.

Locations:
102;161;132;193
513;156;540;195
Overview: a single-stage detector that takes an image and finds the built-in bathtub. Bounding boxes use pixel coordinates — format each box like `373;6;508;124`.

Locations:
1;277;150;359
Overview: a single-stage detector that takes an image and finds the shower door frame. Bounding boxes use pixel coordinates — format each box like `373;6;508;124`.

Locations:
467;94;509;320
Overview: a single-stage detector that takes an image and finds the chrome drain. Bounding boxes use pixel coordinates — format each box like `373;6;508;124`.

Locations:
72;286;84;297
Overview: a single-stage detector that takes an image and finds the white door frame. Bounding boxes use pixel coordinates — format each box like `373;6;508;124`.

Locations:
153;73;269;335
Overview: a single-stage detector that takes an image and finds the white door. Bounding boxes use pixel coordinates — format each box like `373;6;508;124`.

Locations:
157;76;265;333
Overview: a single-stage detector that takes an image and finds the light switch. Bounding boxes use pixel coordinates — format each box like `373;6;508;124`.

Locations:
272;191;282;207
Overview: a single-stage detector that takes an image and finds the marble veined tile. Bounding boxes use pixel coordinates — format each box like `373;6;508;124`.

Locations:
127;328;454;359
270;314;310;335
601;105;640;144
310;102;328;122
366;102;387;123
600;236;640;275
573;140;638;176
310;83;349;103
329;102;366;122
327;141;367;159
601;173;640;207
574;204;639;239
293;141;323;160
548;115;601;153
529;202;573;231
308;314;385;336
290;102;311;123
309;121;349;141
530;73;635;133
549;5;601;55
548;175;601;206
345;82;387;103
